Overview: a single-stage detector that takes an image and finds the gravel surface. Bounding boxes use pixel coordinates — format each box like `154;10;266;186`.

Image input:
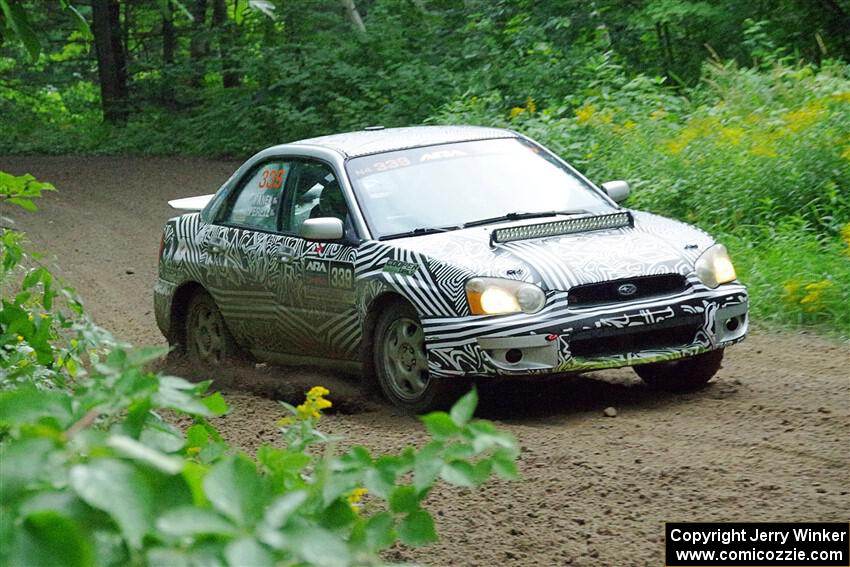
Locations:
2;155;848;567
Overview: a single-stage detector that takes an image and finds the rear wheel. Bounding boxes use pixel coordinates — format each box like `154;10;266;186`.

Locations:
185;290;239;367
373;301;465;413
634;349;724;392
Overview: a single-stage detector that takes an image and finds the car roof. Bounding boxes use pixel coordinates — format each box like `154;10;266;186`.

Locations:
282;125;518;158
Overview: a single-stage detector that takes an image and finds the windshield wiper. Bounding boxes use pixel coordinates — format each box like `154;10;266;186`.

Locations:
463;209;590;229
379;225;461;241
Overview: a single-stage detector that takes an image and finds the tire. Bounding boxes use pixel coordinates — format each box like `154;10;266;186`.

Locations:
373;301;466;413
185;290;240;367
634;349;724;392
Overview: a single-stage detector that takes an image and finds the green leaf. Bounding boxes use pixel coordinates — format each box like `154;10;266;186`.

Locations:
69;459;155;549
6;197;37;211
186;424;210;448
319;498;357;530
397;509;437;547
413;441;444;493
261;491;308;529
0;437;56;502
9;511;93;567
450;387;478;426
248;0;276;18
0;387;73;429
156;507;236;537
225;537;274;567
440;460;477;488
363;511;396;551
491;449;519;480
389;485;421;514
471;458;492;484
106;435;184;475
153;376;214;416
201;391;229;416
182;461;209;507
0;0;41;59
286;525;351;566
420;411;461;439
203;455;269;528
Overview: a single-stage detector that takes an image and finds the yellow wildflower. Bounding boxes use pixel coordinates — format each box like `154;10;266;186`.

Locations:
509;107;525;119
799;280;832;312
526;96;537;114
622;119;637;130
719;126;744;146
16;335;24;342
347;487;368;512
186;446;201;456
782;104;823;132
841;223;850;255
750;144;778;158
308;386;330;397
575;104;596;124
293;386;333;421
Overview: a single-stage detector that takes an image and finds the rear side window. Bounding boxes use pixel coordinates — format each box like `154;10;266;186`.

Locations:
220;161;290;231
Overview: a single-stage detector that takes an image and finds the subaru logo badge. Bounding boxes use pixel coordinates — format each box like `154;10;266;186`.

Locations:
617;283;638;297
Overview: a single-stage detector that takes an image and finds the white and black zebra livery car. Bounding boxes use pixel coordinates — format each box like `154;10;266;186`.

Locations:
154;125;748;412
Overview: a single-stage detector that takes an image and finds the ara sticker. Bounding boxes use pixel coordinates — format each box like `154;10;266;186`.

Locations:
383;259;418;276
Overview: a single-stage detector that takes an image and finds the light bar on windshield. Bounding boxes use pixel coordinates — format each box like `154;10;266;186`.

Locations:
491;211;633;245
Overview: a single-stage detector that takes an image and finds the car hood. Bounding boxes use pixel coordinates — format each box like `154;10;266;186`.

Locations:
384;210;715;291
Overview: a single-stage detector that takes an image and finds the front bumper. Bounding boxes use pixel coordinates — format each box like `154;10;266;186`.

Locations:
422;281;748;377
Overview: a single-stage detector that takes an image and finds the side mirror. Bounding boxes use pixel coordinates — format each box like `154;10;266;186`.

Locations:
301;217;343;241
601;180;630;203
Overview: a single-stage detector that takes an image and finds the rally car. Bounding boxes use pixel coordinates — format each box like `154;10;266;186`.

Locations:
154;126;748;412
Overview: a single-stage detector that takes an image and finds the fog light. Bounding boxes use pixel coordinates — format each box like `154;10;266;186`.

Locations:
505;349;523;363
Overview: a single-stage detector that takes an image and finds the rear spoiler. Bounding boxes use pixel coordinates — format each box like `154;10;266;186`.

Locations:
168;194;214;211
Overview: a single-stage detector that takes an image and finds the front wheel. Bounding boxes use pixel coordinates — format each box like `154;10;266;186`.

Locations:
185;290;240;368
634;349;724;392
373;301;465;413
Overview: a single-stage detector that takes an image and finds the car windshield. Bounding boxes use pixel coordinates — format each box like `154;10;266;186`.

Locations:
345;137;615;239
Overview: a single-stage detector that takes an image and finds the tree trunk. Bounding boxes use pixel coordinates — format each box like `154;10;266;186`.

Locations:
189;0;207;87
91;0;128;123
161;0;176;104
213;0;240;88
340;0;366;34
162;2;175;66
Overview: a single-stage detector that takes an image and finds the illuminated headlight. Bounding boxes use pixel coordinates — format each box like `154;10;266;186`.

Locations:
466;278;546;315
695;244;737;288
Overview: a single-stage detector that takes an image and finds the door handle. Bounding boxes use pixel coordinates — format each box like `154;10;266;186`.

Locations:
207;236;226;254
276;245;298;264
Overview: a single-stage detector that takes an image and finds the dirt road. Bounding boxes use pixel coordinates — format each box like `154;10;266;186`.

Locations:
2;155;848;567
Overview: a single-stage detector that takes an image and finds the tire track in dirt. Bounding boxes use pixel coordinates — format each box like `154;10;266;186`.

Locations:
2;155;847;567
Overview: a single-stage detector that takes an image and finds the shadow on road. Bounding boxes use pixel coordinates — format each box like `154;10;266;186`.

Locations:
154;354;734;421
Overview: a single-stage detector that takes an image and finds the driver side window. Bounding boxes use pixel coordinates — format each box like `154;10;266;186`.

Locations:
220;160;289;231
284;161;351;236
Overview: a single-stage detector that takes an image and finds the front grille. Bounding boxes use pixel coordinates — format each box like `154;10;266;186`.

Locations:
569;316;701;358
568;274;687;307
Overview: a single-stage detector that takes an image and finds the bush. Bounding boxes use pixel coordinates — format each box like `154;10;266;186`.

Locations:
0;184;520;567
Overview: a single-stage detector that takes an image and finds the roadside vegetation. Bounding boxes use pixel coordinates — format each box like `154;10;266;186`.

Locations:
0;185;519;565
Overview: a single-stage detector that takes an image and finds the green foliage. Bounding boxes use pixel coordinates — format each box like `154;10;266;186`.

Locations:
1;194;519;565
0;171;54;212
